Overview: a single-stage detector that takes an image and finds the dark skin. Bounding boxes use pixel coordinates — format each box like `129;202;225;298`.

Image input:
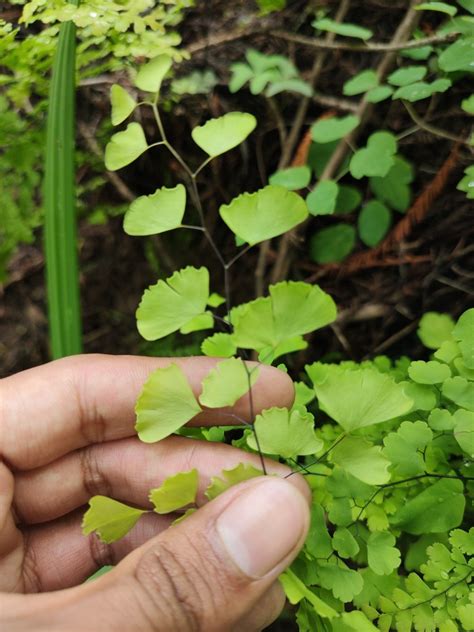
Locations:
0;354;310;631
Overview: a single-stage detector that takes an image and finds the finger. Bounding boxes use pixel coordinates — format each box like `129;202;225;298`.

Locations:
233;581;286;632
15;436;299;525
21;509;174;592
0;462;22;583
41;476;310;632
1;354;294;470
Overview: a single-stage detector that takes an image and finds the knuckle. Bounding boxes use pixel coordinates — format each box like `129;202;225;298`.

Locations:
133;537;222;632
80;445;111;498
74;370;107;446
88;532;116;570
21;533;43;593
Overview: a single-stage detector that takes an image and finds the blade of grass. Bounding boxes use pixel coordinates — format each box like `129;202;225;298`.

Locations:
44;0;82;358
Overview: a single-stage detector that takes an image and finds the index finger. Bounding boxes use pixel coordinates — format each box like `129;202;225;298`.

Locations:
0;354;294;470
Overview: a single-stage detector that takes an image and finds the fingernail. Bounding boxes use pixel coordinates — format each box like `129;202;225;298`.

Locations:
216;478;309;578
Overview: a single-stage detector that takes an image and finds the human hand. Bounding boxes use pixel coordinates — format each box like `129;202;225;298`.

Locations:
0;354;310;631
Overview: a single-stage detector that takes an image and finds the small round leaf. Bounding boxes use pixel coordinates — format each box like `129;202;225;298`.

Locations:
306;181;339;216
110;85;136;126
191;112;257;157
358;200;391;247
135;55;172;93
105;123;148;171
124;184;186;236
311;115;360;143
219;185;307;245
309;224;356;264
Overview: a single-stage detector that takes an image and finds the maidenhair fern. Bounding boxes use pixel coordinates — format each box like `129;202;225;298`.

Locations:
82;55;473;631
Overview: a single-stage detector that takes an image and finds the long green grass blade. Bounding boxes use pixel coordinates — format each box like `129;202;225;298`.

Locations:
44;0;82;358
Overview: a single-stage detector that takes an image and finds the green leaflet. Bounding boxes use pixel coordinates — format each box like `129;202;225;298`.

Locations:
461;94;474;114
387;65;427;87
358;200;391;247
105;122;148;171
391;479;466;534
453;409;474;457
310;115;360;143
269;165;311;190
293;381;316;409
313;18;373;41
367;532;401;575
328;497;353;527
123;184;186;236
135;364;202;443
179;312;213;334
219;185;308;245
438;36;474;72
316;560;364;602
449;527;474;556
458;165;474;199
135;54;172;93
201;333;237;358
247;407;323;458
417;312;455;349
333;611;379;632
258;336;308;364
428;408;455;431
110;84;136;125
280;568;338;618
402;381;438;412
207;292;226;308
231;281;336;355
205;463;264;500
229;49;309;96
408;360;451;384
353;568;400;610
267;78;313;97
370;156;414;213
306;181;339;216
192;112;256;157
392;79;451;102
350;132;397;179
149;469;199;513
309;224;356;263
458;0;474;14
332;527;360;558
335;186;362;214
416;2;457;15
199;357;259;408
453;308;474;369
82;495;146;543
307;365;413;431
330;436;391;485
137;266;209;340
305;504;333;558
442;376;474;411
383;421;432;476
343;70;378;96
366;85;394;103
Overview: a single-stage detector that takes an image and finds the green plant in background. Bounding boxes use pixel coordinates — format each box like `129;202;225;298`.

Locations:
44;0;82;358
234;0;474;265
82;56;473;631
256;0;286;15
229;48;312;97
0;0;194;280
0;95;43;281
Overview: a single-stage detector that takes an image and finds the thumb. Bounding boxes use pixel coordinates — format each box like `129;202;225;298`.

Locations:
74;476;309;631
